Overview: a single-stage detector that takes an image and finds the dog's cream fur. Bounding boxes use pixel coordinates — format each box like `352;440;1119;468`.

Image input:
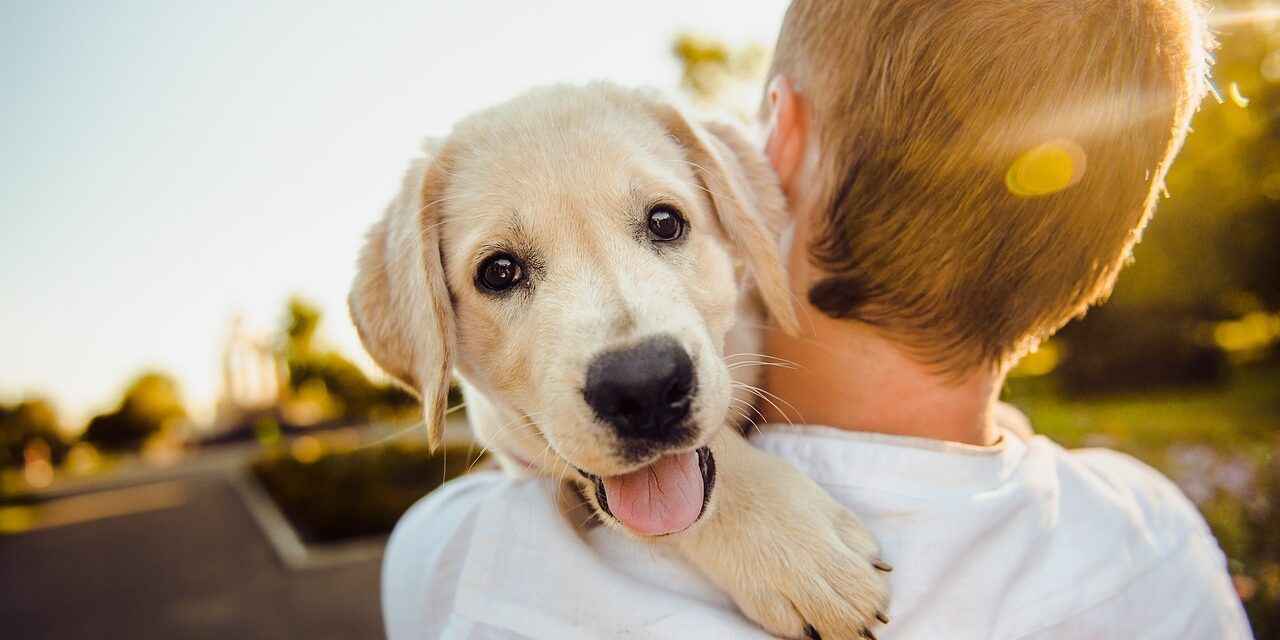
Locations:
351;83;889;639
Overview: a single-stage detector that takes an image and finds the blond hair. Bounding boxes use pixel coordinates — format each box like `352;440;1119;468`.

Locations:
768;0;1213;371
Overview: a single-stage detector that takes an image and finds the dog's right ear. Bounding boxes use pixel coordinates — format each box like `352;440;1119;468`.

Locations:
641;97;801;336
349;145;456;449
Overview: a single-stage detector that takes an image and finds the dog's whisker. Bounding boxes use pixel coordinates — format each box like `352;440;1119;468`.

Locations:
358;419;427;449
739;383;804;423
728;398;767;435
483;418;551;465
732;381;801;427
724;351;800;365
726;406;758;434
729;395;767;420
724;352;804;371
726;360;800;372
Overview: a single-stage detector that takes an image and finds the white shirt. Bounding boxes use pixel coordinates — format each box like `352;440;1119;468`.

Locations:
382;405;1252;639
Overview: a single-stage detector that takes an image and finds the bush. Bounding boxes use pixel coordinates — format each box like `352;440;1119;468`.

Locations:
251;439;484;543
1054;305;1227;396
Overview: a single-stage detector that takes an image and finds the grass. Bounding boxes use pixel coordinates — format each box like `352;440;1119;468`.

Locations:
1005;362;1280;467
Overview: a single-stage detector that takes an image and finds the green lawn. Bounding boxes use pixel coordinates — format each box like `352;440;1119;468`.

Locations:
1005;363;1280;466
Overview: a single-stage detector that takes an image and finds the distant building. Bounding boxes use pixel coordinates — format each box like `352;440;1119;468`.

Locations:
212;317;283;432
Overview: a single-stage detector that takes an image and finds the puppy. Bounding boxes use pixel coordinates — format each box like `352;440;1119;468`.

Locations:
350;83;890;639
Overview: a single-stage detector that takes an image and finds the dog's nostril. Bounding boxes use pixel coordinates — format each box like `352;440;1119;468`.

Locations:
583;336;696;443
664;377;692;407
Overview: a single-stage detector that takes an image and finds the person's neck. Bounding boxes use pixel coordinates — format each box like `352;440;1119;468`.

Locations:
758;311;1004;446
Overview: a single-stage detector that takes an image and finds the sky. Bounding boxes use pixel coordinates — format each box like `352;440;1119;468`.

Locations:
0;0;791;427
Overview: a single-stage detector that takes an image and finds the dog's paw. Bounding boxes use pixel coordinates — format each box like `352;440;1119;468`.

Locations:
730;507;891;640
671;430;892;640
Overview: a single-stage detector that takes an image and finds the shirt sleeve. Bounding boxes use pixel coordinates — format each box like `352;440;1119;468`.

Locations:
382;472;509;640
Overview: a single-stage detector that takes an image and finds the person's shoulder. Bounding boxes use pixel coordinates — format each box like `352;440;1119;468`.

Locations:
1011;439;1252;638
1060;445;1212;541
382;472;565;640
389;470;518;541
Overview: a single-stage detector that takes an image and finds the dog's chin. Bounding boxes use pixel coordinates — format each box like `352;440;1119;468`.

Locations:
575;445;716;537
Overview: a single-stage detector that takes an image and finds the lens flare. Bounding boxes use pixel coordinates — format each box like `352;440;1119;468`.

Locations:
1005;140;1086;197
1207;8;1280;27
1228;82;1251;108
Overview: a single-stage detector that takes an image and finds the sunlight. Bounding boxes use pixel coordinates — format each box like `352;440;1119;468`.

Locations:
1208;7;1280;27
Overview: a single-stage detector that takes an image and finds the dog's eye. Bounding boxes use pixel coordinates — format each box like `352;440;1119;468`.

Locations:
647;205;685;242
477;254;523;292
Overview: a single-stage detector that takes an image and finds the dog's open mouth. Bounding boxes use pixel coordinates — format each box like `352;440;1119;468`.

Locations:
582;445;715;537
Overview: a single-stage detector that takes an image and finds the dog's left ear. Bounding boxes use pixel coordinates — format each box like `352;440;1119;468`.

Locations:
647;102;801;336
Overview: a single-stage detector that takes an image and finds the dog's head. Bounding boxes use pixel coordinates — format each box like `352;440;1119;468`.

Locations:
350;84;796;534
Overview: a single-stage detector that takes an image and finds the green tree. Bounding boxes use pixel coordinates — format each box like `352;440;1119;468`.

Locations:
82;373;187;451
0;398;67;470
278;297;417;424
672;32;769;114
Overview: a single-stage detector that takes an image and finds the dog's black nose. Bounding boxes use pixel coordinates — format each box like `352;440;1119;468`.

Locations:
583;337;695;443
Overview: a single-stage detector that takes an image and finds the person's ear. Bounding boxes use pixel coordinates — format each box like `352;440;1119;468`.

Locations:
762;75;809;201
349;140;457;449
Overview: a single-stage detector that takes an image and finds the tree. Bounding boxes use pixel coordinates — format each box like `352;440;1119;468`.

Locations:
0;398;67;470
672;32;769;115
82;373;187;451
278;297;417;425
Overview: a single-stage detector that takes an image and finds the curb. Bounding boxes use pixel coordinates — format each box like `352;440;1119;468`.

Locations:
229;469;387;571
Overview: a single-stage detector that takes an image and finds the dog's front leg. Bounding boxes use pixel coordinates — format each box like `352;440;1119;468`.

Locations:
669;428;891;640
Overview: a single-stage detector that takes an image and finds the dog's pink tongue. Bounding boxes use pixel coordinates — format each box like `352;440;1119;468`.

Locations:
601;450;703;536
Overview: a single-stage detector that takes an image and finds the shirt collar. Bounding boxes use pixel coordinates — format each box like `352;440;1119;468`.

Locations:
748;403;1032;498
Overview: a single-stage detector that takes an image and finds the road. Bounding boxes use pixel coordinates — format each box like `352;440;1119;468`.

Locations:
1;472;384;639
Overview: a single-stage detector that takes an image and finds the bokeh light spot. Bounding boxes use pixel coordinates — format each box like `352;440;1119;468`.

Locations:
291;435;324;464
1006;140;1086;197
1263;50;1280;83
1228;82;1251;108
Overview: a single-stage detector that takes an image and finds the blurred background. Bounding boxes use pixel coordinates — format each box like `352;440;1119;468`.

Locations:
1;1;1277;638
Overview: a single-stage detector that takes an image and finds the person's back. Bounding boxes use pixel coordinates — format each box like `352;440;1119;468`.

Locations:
383;405;1249;638
383;0;1253;637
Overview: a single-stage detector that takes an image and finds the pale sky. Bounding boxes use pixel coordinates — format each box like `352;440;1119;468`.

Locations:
0;0;790;428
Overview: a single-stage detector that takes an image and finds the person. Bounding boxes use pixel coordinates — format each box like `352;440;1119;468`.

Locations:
381;0;1252;638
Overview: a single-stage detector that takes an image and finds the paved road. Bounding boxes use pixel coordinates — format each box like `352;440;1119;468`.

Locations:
1;474;384;640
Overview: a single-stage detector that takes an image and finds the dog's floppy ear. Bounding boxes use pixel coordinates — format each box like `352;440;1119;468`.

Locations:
648;102;801;336
349;144;456;449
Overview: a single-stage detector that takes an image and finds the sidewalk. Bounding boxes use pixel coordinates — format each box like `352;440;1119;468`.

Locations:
0;418;476;640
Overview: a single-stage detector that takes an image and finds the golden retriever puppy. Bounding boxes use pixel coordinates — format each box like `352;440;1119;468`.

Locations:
350;83;890;639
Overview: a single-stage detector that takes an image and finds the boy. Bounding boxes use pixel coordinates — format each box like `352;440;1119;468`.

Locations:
383;0;1251;637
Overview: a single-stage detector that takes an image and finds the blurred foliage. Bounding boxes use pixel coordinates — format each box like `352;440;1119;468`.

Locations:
251;437;482;543
673;32;769;114
277;297;418;426
81;373;186;452
1053;305;1230;394
0;399;67;471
